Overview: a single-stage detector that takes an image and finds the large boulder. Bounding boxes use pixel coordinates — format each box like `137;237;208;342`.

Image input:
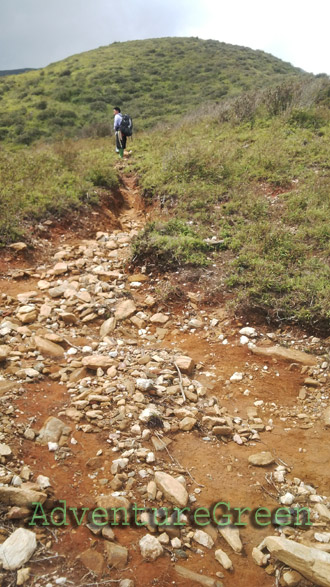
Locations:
263;535;330;587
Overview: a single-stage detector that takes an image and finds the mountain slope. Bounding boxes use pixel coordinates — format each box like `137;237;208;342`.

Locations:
0;36;308;144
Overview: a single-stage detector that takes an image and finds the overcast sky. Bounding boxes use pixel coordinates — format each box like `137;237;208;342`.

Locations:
1;0;329;74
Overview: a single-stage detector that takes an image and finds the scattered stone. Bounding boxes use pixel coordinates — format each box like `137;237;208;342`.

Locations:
252;546;270;566
34;336;65;357
52;262;68;275
139;534;163;561
79;549;105;576
100;317;117;338
304;377;320;387
323;407;330;428
239;327;257;337
0;528;37;570
9;242;27;251
179;417;197;431
194;530;214;549
16;305;38;324
158;532;170;544
0;380;16;395
282;570;303;586
0;443;12;457
136;378;154;392
215;548;233;570
174;564;223;586
82;355;116;370
115;299;136;320
263;535;330;587
38;417;71;445
175;355;195;375
218;525;243;553
151;435;172;451
230;372;243;382
0;345;10;361
104;542;128;569
150;313;169;325
36;475;51;490
314;504;330;522
154;472;188;508
16;567;31;585
280;492;295;506
248;451;275;466
0;486;47;507
249;344;317;366
102;527;115;541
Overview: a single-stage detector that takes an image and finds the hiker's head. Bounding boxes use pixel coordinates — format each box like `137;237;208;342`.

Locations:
113;107;121;114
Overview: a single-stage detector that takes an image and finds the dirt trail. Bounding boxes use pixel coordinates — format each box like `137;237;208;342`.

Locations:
0;169;329;587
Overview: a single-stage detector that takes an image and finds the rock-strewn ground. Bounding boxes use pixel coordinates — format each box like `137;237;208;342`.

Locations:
0;173;330;587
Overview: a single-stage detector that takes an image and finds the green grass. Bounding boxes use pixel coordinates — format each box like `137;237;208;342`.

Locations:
0;45;329;333
132;219;212;268
131;78;330;331
0;139;118;243
0;37;308;145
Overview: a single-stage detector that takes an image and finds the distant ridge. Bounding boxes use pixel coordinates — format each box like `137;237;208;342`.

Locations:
0;37;309;144
0;68;36;77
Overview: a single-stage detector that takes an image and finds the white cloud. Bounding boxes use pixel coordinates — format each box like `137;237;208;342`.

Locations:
185;0;330;73
0;0;329;73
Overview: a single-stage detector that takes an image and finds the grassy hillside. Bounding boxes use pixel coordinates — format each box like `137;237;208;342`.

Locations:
131;77;330;331
0;139;118;243
0;37;308;145
0;37;328;332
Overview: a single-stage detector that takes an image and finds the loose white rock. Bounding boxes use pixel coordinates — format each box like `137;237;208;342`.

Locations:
239;327;257;337
0;528;37;570
230;372;243;382
280;492;295;505
215;548;233;570
193;530;214;549
139;534;163;561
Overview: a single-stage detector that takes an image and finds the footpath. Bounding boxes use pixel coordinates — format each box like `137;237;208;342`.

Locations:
0;172;330;587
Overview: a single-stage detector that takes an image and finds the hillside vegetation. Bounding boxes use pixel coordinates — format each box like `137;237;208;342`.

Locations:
0;140;118;243
0;37;329;332
0;37;308;144
131;77;330;331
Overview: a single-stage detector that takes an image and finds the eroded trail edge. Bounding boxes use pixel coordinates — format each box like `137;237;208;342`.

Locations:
0;173;330;587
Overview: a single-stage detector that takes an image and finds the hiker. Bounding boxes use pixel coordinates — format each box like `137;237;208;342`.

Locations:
113;106;126;158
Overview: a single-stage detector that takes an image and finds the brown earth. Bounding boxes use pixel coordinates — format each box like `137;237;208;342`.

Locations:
0;167;329;587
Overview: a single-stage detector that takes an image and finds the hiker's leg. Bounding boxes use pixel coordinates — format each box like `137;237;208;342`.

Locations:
115;131;122;153
121;133;127;151
118;132;125;157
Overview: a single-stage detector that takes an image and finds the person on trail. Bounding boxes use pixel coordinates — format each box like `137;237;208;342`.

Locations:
113;106;126;158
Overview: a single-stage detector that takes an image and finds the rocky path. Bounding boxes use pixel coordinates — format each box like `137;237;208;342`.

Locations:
0;171;330;587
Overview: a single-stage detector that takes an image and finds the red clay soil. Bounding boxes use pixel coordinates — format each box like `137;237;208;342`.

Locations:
1;170;329;587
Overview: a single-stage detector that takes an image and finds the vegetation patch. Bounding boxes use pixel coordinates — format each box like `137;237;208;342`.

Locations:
0;139;118;244
132;219;211;269
0;37;309;145
131;78;330;331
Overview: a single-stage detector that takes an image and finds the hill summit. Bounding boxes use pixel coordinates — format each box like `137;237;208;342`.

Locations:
0;36;308;144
